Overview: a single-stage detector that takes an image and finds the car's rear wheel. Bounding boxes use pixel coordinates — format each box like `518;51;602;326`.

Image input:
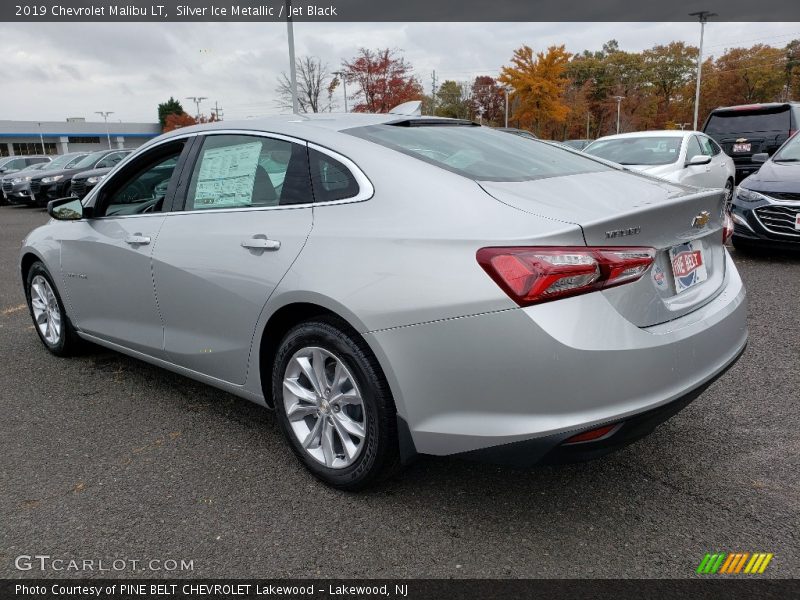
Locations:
25;261;80;356
272;318;400;489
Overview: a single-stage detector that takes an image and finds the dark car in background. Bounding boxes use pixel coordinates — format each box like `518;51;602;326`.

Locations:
9;153;88;205
1;162;50;205
703;102;800;182
69;149;133;198
730;131;800;252
0;155;51;175
28;149;129;206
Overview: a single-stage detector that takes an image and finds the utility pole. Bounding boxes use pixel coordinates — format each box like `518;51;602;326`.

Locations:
95;111;114;148
504;87;509;128
186;97;207;120
211;101;224;121
333;71;348;112
586;112;591;139
690;11;716;131
285;0;299;114
612;96;625;134
430;70;438;116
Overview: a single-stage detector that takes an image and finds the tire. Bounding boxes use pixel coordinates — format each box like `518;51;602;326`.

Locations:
25;261;81;356
272;318;401;490
723;178;734;209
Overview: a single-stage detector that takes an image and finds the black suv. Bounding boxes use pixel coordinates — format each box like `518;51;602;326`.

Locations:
28;149;129;207
702;102;800;182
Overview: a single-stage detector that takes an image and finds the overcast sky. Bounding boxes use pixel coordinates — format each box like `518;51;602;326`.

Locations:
1;21;798;123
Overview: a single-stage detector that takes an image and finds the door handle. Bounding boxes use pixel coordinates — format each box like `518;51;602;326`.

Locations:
241;237;280;251
125;234;151;245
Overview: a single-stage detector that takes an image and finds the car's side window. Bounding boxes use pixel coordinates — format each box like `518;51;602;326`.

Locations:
698;136;717;156
95;142;185;217
685;136;704;161
308;148;359;203
184;134;312;211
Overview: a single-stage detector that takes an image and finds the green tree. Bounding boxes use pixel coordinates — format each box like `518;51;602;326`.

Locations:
435;80;469;119
158;97;184;129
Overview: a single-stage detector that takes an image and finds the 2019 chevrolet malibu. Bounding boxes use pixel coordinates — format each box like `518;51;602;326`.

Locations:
20;113;747;489
584;131;736;205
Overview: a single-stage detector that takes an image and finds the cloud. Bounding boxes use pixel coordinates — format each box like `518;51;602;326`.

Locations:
0;21;797;123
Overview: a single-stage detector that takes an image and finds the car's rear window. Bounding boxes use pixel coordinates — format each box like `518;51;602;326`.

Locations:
346;123;610;182
705;107;791;135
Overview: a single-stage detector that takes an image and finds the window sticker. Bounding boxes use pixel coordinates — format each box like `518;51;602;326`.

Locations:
194;141;262;208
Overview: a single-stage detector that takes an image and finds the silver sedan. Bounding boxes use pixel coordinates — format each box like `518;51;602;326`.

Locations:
20;113;747;489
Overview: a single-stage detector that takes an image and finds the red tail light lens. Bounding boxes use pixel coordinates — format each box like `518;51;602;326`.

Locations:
563;423;620;445
722;212;734;244
477;246;655;306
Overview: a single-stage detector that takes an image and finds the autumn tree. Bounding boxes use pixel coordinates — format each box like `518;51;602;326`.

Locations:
341;48;423;113
163;112;218;133
277;56;336;113
158;97;184;129
471;76;504;126
499;45;571;137
642;42;698;126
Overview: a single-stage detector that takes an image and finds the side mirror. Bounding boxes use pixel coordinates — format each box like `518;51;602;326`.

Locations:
751;153;769;164
47;197;85;221
685;155;712;168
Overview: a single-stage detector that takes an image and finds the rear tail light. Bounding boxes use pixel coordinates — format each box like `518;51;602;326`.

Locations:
722;212;734;244
477;246;655;306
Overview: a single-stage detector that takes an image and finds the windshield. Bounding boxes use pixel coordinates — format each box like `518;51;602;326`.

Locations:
583;136;683;165
346;124;609;181
705;107;790;135
72;151;110;170
773;133;800;161
47;154;86;170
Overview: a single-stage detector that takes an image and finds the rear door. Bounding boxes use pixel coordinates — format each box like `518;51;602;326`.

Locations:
151;132;314;385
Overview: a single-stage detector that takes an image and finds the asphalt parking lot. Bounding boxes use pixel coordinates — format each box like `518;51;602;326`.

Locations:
0;203;798;579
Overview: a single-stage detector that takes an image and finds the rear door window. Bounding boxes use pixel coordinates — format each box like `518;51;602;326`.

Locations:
184;134;312;211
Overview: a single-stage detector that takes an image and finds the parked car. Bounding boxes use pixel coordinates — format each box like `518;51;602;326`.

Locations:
0;154;51;175
69;149;134;198
28;149;129;207
1;162;50;205
702;102;800;182
730;131;800;252
22;152;89;206
583;131;736;204
562;139;592;150
10;153;89;206
21;114;746;489
497;127;538;140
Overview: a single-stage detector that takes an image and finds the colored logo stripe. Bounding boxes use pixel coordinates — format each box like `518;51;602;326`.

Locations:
698;552;773;574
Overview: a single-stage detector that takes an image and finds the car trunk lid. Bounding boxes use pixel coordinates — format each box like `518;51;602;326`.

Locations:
479;170;728;327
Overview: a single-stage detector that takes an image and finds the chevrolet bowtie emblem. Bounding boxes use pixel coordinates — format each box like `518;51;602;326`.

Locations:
692;210;711;228
735;138;748;143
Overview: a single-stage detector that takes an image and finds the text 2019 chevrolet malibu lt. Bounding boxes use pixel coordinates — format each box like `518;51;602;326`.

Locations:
20;111;747;489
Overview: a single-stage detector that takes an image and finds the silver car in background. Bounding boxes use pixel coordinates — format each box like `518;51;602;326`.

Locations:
20;114;747;489
584;130;736;205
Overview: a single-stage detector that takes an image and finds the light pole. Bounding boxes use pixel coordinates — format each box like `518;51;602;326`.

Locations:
95;111;114;148
186;97;207;120
333;71;348;112
586;112;591;139
285;0;299;114
37;122;46;154
504;87;510;128
612;96;624;134
690;11;716;131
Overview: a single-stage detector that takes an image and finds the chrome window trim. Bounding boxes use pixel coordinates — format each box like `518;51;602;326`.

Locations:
307;141;375;204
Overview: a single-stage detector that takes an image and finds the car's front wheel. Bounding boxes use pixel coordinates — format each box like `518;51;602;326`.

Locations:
25;261;80;356
272;318;400;490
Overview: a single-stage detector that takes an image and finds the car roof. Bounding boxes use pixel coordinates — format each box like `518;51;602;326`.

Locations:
590;130;697;143
710;102;800;112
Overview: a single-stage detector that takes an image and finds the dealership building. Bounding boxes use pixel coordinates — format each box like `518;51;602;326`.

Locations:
0;118;161;156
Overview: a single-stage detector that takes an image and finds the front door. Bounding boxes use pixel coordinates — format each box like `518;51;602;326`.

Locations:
58;139;190;356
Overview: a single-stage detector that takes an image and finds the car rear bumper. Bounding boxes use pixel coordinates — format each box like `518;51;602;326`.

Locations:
367;250;747;458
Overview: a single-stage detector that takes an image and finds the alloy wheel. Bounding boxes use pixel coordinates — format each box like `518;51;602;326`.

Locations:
30;275;62;345
282;346;367;469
